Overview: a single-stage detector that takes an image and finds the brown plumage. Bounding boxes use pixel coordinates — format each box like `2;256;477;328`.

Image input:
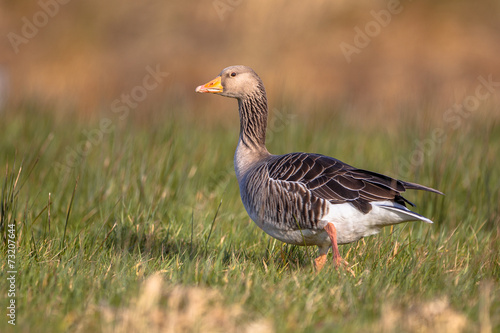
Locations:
196;65;443;271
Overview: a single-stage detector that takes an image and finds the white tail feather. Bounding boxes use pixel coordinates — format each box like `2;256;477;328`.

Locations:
377;204;434;224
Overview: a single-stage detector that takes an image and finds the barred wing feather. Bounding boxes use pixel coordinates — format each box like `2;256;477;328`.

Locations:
267;153;441;214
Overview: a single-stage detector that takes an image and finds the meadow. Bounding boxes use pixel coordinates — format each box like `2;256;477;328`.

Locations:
1;99;499;332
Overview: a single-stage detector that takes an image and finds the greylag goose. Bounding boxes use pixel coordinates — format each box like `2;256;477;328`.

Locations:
195;65;442;271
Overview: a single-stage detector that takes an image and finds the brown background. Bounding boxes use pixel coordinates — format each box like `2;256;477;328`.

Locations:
1;0;499;118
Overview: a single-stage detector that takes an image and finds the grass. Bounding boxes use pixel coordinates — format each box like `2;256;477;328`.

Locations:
0;101;499;333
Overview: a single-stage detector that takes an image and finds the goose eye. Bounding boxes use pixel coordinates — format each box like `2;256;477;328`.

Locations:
230;72;236;77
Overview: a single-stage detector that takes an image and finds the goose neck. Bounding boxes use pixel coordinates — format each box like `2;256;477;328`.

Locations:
237;92;268;151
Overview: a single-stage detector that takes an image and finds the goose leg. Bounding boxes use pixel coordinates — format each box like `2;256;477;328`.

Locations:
324;222;343;268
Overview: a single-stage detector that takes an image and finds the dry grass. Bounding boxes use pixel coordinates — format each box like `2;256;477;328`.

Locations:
76;273;482;333
77;274;273;333
380;298;468;333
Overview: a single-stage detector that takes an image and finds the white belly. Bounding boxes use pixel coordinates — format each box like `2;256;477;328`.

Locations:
246;200;430;246
259;222;331;247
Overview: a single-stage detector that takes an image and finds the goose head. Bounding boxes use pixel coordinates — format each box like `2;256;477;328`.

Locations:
195;65;264;99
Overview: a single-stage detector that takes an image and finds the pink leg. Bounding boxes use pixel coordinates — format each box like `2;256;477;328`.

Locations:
324;223;342;267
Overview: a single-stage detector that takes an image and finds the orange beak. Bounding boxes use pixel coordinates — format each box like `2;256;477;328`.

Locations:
195;76;223;94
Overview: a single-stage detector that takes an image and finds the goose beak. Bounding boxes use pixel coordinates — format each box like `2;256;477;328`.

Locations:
195;76;223;94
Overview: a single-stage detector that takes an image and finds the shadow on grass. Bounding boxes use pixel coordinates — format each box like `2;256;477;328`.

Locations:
95;219;319;272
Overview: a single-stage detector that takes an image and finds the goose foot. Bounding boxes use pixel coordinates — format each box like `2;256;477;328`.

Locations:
322;223;356;276
314;253;327;271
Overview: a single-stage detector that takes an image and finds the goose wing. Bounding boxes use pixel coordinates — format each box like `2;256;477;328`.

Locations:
266;152;441;214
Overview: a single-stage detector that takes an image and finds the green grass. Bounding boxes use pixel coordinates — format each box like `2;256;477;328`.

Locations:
1;102;499;333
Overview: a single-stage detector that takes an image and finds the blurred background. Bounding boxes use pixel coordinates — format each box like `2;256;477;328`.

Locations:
1;0;499;119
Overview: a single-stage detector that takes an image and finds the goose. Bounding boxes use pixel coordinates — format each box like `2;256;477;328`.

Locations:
195;65;443;271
